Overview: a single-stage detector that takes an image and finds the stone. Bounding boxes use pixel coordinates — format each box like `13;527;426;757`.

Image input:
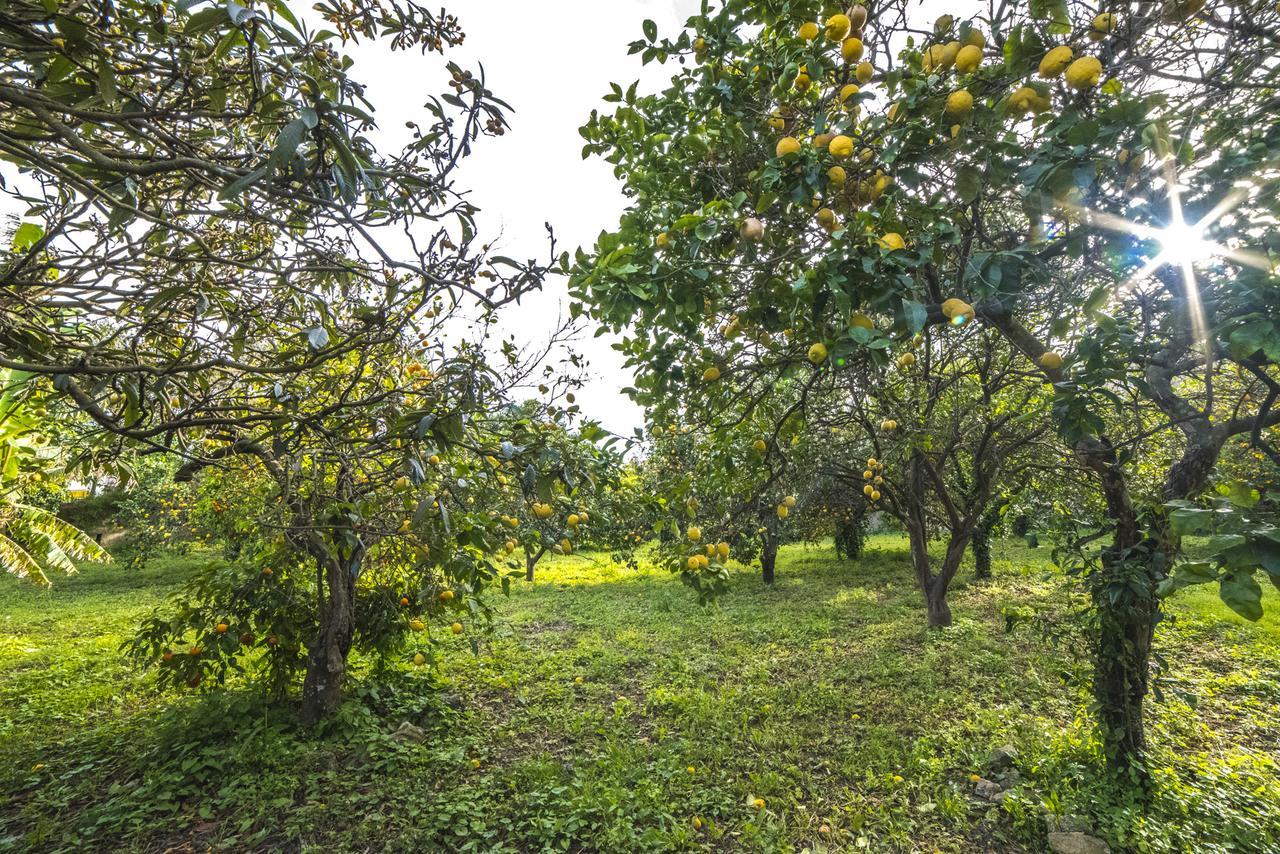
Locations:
1047;831;1110;854
973;778;1003;800
987;744;1019;772
391;720;425;743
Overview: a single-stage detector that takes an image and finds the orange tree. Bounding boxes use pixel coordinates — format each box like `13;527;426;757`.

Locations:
571;1;1280;773
0;0;564;723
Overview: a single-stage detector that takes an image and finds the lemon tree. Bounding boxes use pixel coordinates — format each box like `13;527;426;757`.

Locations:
572;0;1280;771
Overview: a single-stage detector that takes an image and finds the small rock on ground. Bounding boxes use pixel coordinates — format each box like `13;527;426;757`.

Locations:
1047;831;1111;854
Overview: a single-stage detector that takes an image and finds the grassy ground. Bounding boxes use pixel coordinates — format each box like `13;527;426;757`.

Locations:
1;536;1278;852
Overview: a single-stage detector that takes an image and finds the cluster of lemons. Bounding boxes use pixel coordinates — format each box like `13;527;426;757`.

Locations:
683;525;732;570
776;493;798;520
862;457;886;504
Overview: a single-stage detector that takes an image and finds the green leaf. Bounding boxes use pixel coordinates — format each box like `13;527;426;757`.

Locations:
268;118;309;170
1219;570;1263;622
219;166;268;200
1167;506;1212;536
11;222;44;252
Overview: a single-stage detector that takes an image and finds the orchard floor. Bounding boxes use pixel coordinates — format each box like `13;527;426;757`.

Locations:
1;537;1278;853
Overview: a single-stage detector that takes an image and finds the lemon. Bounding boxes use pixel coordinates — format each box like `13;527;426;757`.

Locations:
438;589;455;602
783;495;797;508
775;136;801;157
687;526;702;542
702;366;721;382
897;352;916;368
753;438;767;453
767;114;786;131
839;83;861;108
794;68;811;91
880;419;897;431
812;132;834;149
798;21;820;40
777;504;789;519
871;490;881;501
849;5;868;29
827;165;847;185
850;311;874;330
878;232;905;250
409;619;425;631
816;207;838;230
656;231;670;248
1038;351;1065;370
740;217;764;242
807;342;829;364
450;622;463;635
1089;12;1117;40
825;13;851;40
716;541;730;560
954;44;982;73
1007;86;1039;115
962;28;986;49
941;297;976;325
413;653;425;665
1038;45;1073;78
945;89;973;118
886;101;903;123
828;135;854;158
863;484;875;497
1065;56;1102;89
842;36;864;63
922;43;950;72
855;61;874;84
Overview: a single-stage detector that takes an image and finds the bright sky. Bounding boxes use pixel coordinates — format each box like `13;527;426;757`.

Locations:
345;0;705;439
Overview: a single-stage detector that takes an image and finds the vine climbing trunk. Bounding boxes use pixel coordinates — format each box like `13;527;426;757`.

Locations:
1092;544;1161;773
971;498;1008;581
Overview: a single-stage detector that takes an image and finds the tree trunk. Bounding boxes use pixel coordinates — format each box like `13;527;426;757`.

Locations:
1092;544;1161;777
971;527;992;580
925;580;953;628
1075;436;1158;776
760;529;777;584
300;550;359;726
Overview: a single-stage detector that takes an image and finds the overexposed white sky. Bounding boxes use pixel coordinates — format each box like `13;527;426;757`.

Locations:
346;0;706;438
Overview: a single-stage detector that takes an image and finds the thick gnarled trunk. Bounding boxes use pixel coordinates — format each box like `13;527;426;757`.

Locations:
300;551;358;725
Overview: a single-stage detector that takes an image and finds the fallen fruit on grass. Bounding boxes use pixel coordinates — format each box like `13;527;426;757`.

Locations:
451;622;463;635
413;652;425;665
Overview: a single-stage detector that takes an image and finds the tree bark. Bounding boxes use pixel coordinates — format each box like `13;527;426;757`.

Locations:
925;580;953;628
300;548;360;726
525;546;546;582
760;528;777;584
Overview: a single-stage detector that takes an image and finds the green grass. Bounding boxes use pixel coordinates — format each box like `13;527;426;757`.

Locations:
1;537;1278;852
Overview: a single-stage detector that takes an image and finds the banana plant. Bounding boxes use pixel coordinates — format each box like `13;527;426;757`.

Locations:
0;369;110;584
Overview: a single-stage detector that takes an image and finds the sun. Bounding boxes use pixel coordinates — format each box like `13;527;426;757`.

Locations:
1155;220;1219;268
